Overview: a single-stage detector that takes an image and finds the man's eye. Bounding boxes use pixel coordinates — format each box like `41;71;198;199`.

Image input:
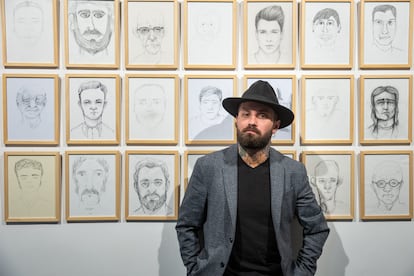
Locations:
93;10;106;19
78;10;91;19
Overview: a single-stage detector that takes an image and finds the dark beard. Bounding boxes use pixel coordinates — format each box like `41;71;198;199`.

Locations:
72;17;112;55
237;127;273;150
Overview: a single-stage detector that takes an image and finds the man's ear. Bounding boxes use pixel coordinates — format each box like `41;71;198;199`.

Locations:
310;176;316;186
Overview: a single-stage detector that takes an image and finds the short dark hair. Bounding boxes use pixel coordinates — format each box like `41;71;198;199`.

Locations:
255;5;285;32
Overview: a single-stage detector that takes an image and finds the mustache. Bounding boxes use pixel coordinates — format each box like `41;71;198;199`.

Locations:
243;126;260;134
83;29;102;36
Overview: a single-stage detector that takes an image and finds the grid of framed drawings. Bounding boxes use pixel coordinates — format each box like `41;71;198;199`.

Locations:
1;0;414;223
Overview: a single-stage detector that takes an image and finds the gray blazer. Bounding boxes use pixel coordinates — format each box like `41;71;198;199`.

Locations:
176;145;329;276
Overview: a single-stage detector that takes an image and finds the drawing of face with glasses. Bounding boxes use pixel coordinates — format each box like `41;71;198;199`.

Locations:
312;8;341;49
69;1;113;55
16;86;47;129
134;14;165;63
372;4;398;52
371;160;403;211
368;85;399;139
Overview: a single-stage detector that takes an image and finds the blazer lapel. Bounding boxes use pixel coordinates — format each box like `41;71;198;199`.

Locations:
269;149;285;231
223;145;238;230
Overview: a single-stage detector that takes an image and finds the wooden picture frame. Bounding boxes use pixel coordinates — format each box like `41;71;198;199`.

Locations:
65;151;121;222
1;0;59;68
243;0;296;69
300;0;354;69
301;75;354;145
359;75;412;145
278;149;297;160
184;75;237;145
360;150;412;220
301;150;355;220
183;150;212;191
65;74;120;145
124;0;179;69
64;0;120;69
3;74;60;146
183;0;237;69
4;151;61;223
125;150;179;221
359;0;412;69
125;74;179;145
243;75;296;145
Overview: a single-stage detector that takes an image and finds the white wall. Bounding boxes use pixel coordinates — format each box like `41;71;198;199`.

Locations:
1;1;414;276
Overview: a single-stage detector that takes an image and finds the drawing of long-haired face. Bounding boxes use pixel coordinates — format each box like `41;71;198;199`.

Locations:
70;1;113;55
133;159;169;212
13;1;44;44
73;157;109;210
16;87;47;121
135;14;165;55
370;86;398;127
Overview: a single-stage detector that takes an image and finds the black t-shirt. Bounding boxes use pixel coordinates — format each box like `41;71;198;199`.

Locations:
224;156;282;276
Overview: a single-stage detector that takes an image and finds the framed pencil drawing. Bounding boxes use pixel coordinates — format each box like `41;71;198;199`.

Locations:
301;151;355;220
183;150;212;191
244;75;296;145
300;0;354;69
125;74;179;145
4;152;61;223
244;0;296;69
65;151;120;222
184;75;237;145
360;151;412;220
125;150;179;221
301;75;354;145
124;0;178;69
3;74;60;146
1;0;59;67
359;0;412;69
184;0;237;69
64;0;120;69
66;74;120;145
359;75;412;145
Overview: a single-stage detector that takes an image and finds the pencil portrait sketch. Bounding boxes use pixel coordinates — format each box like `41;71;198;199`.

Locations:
67;76;119;144
3;0;57;66
127;76;177;143
185;0;235;68
185;77;235;143
361;76;411;143
303;152;354;219
303;76;352;142
245;1;294;68
126;1;176;67
126;152;178;219
4;75;58;144
66;0;118;66
362;152;412;218
67;153;119;219
302;1;351;67
5;153;60;222
362;1;410;66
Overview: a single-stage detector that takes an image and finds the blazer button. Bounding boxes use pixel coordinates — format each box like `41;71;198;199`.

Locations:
220;262;225;268
229;238;233;243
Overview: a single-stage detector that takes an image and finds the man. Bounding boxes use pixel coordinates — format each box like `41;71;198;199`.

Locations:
188;86;228;139
312;8;341;50
71;80;114;139
133;158;173;215
176;80;329;275
69;0;113;55
72;156;109;213
133;13;165;64
12;158;51;217
13;0;44;45
371;4;401;53
253;5;285;64
310;160;345;214
16;85;47;129
371;160;405;212
133;83;168;139
367;85;399;139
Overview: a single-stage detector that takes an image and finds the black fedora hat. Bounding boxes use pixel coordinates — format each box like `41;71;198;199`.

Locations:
222;80;294;129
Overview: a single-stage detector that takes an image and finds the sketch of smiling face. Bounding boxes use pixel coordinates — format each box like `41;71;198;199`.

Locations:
256;19;282;55
79;88;106;121
13;1;44;44
372;9;396;47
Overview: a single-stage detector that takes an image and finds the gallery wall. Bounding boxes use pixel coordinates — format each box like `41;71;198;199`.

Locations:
1;0;414;275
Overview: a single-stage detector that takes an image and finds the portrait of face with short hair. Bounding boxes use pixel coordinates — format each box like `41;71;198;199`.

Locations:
66;0;119;67
3;0;58;66
67;152;120;221
67;75;120;144
126;152;179;220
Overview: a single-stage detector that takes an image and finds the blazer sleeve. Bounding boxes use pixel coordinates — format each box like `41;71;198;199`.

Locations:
175;158;208;274
293;164;330;275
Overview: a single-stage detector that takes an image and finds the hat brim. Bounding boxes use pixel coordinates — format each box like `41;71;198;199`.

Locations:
222;98;294;129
